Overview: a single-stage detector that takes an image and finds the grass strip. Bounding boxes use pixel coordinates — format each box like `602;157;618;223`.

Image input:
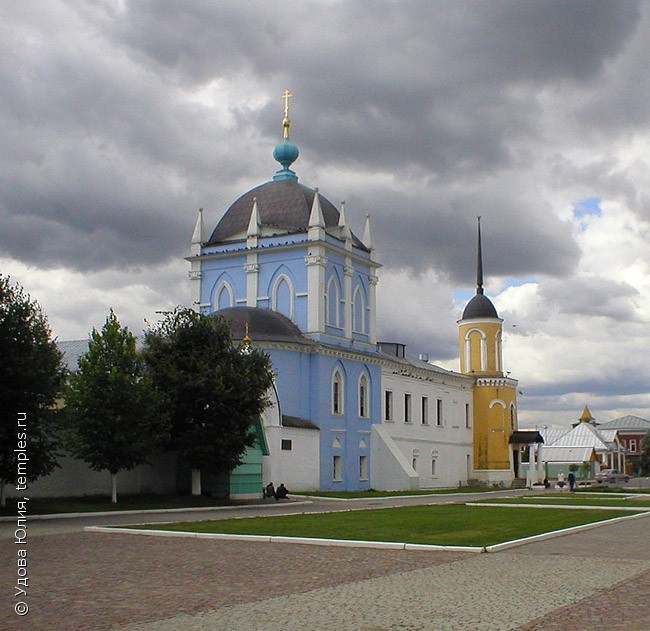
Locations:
474;496;650;508
131;504;638;547
299;487;502;499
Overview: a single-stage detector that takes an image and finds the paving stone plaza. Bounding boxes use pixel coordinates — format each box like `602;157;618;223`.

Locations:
2;493;649;630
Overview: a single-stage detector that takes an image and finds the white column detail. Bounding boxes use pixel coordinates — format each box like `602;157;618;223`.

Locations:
343;263;353;339
306;249;326;334
244;255;259;307
368;273;379;345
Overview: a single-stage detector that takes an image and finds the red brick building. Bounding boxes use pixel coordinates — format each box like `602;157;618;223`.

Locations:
598;415;650;476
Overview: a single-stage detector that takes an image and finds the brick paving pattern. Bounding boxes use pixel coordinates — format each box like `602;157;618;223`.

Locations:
0;532;465;631
1;502;649;630
518;566;650;630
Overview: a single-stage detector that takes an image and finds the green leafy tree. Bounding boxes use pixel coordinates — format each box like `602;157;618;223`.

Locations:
640;430;650;476
0;275;66;507
64;310;169;503
142;308;274;495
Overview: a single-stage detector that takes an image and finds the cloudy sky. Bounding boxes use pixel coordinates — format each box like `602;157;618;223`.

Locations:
2;0;649;428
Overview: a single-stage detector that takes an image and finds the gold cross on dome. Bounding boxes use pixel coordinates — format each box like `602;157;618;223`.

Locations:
282;90;293;118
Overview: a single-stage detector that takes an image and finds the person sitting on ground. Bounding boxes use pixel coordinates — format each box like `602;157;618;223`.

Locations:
265;482;275;499
275;483;288;501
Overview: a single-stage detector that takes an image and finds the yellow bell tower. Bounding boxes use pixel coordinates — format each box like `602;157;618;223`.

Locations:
458;217;518;485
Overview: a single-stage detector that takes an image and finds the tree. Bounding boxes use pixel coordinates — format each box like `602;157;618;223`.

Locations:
142;308;274;495
0;275;66;507
640;430;650;476
64;310;169;503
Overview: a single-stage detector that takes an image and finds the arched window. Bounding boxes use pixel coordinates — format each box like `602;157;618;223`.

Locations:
271;274;294;319
215;282;234;311
358;373;369;418
325;276;341;327
510;403;516;431
352;285;367;333
464;328;486;372
332;369;344;415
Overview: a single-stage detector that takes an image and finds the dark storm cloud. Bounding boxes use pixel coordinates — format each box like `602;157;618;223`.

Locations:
539;276;639;321
0;0;644;274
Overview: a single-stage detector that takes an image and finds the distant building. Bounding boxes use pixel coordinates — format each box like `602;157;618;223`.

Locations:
538;406;627;478
597;415;650;476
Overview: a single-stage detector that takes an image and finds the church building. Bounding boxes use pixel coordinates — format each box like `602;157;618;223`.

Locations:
188;93;521;494
7;93;523;502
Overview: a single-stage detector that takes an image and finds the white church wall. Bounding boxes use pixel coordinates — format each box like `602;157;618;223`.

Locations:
380;369;473;487
370;424;419;491
263;425;320;492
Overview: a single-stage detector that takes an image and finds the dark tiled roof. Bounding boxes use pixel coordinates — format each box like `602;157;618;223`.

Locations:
282;415;319;430
461;293;499;319
207;180;339;244
206;179;368;251
215;306;316;346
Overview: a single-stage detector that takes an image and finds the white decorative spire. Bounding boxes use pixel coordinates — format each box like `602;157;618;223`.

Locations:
338;201;352;241
363;213;375;251
191;208;204;255
309;188;325;228
247;197;261;237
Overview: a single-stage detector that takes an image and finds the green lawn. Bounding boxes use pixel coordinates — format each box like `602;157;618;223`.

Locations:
0;494;233;517
131;504;638;547
475;494;650;508
578;486;650;494
299;487;501;499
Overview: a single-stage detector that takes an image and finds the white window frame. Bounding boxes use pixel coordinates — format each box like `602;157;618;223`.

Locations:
404;393;412;423
384;390;393;421
333;455;342;481
358;374;369;418
332;369;344;415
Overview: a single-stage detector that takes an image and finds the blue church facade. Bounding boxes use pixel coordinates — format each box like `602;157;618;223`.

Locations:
186;98;389;492
182;96;483;495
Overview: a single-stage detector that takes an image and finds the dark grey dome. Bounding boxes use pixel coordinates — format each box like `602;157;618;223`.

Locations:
214;306;315;346
461;293;499;320
207;180;340;245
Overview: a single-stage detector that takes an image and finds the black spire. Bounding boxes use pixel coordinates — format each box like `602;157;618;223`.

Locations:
460;216;499;320
476;216;484;295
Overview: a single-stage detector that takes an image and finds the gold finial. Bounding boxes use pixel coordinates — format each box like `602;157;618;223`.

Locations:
242;321;252;349
281;89;293;139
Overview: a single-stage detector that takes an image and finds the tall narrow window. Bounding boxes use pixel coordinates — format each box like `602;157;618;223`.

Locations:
412;457;418;471
326;276;341;327
465;403;471;428
358;374;369;418
352;286;366;333
436;399;443;426
216;282;234;310
404;393;412;423
359;455;368;480
332;370;344;415
385;390;393;421
431;458;437;476
272;276;293;319
333;455;342;481
421;397;429;425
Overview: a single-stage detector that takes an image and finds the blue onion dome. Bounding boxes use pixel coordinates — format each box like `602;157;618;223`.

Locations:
273;139;299;181
273;139;299;167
